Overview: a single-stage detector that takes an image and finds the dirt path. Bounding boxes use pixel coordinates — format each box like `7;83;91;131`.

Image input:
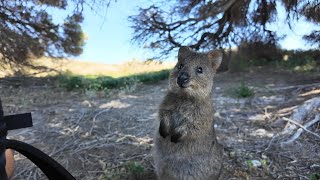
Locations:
1;68;320;179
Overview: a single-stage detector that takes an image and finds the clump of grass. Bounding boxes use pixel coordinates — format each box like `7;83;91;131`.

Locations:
310;173;320;180
57;69;171;92
126;161;144;174
246;160;254;167
235;82;254;98
102;173;121;180
126;161;145;179
226;82;254;98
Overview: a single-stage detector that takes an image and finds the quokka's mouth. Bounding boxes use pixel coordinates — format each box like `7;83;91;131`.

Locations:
177;80;191;88
178;83;190;88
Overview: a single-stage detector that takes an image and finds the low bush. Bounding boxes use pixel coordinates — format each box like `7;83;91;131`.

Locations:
57;69;171;91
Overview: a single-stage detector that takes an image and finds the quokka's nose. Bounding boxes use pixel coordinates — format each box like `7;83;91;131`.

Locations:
177;72;190;88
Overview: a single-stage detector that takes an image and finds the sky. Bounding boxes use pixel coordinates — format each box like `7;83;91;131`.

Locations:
67;1;318;64
75;0;154;64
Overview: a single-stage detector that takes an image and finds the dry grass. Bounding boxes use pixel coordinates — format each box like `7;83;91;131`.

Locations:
0;58;175;78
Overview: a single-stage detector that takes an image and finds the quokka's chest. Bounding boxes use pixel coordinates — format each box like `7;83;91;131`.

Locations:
165;102;211;117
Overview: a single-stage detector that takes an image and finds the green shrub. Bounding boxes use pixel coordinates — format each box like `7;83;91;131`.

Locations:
250;58;271;66
274;49;320;72
135;69;170;83
228;58;250;72
293;58;317;72
57;69;171;91
227;48;320;72
276;55;318;72
59;75;84;91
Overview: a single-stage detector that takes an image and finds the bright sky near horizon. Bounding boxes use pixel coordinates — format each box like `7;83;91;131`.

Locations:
74;1;318;64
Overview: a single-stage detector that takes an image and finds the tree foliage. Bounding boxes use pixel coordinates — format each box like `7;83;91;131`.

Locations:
304;30;320;48
129;0;320;57
0;0;112;69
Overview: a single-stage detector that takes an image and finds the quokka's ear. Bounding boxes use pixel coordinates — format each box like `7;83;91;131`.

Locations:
178;46;192;61
208;49;222;70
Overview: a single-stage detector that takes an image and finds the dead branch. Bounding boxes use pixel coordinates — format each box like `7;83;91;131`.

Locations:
257;82;320;93
281;114;320;145
283;97;320;134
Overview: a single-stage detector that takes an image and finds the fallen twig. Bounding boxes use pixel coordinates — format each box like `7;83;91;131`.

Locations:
90;108;111;135
264;134;280;151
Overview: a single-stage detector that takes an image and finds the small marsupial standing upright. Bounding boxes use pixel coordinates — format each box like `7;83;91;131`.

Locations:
154;46;224;180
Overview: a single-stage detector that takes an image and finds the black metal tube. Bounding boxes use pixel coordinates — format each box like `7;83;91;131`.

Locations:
0;99;8;180
6;139;75;180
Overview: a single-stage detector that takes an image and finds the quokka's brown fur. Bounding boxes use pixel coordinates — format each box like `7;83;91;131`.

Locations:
154;46;224;180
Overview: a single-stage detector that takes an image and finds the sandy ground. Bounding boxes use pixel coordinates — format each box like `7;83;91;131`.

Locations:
1;67;320;180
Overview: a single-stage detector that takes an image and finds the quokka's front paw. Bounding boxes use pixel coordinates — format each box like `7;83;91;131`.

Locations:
170;132;183;143
159;122;169;138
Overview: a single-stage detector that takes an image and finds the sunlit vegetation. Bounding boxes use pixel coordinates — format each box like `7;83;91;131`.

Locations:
58;69;171;91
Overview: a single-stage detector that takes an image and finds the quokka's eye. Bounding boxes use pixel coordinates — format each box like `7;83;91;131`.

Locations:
178;64;184;69
197;67;203;73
